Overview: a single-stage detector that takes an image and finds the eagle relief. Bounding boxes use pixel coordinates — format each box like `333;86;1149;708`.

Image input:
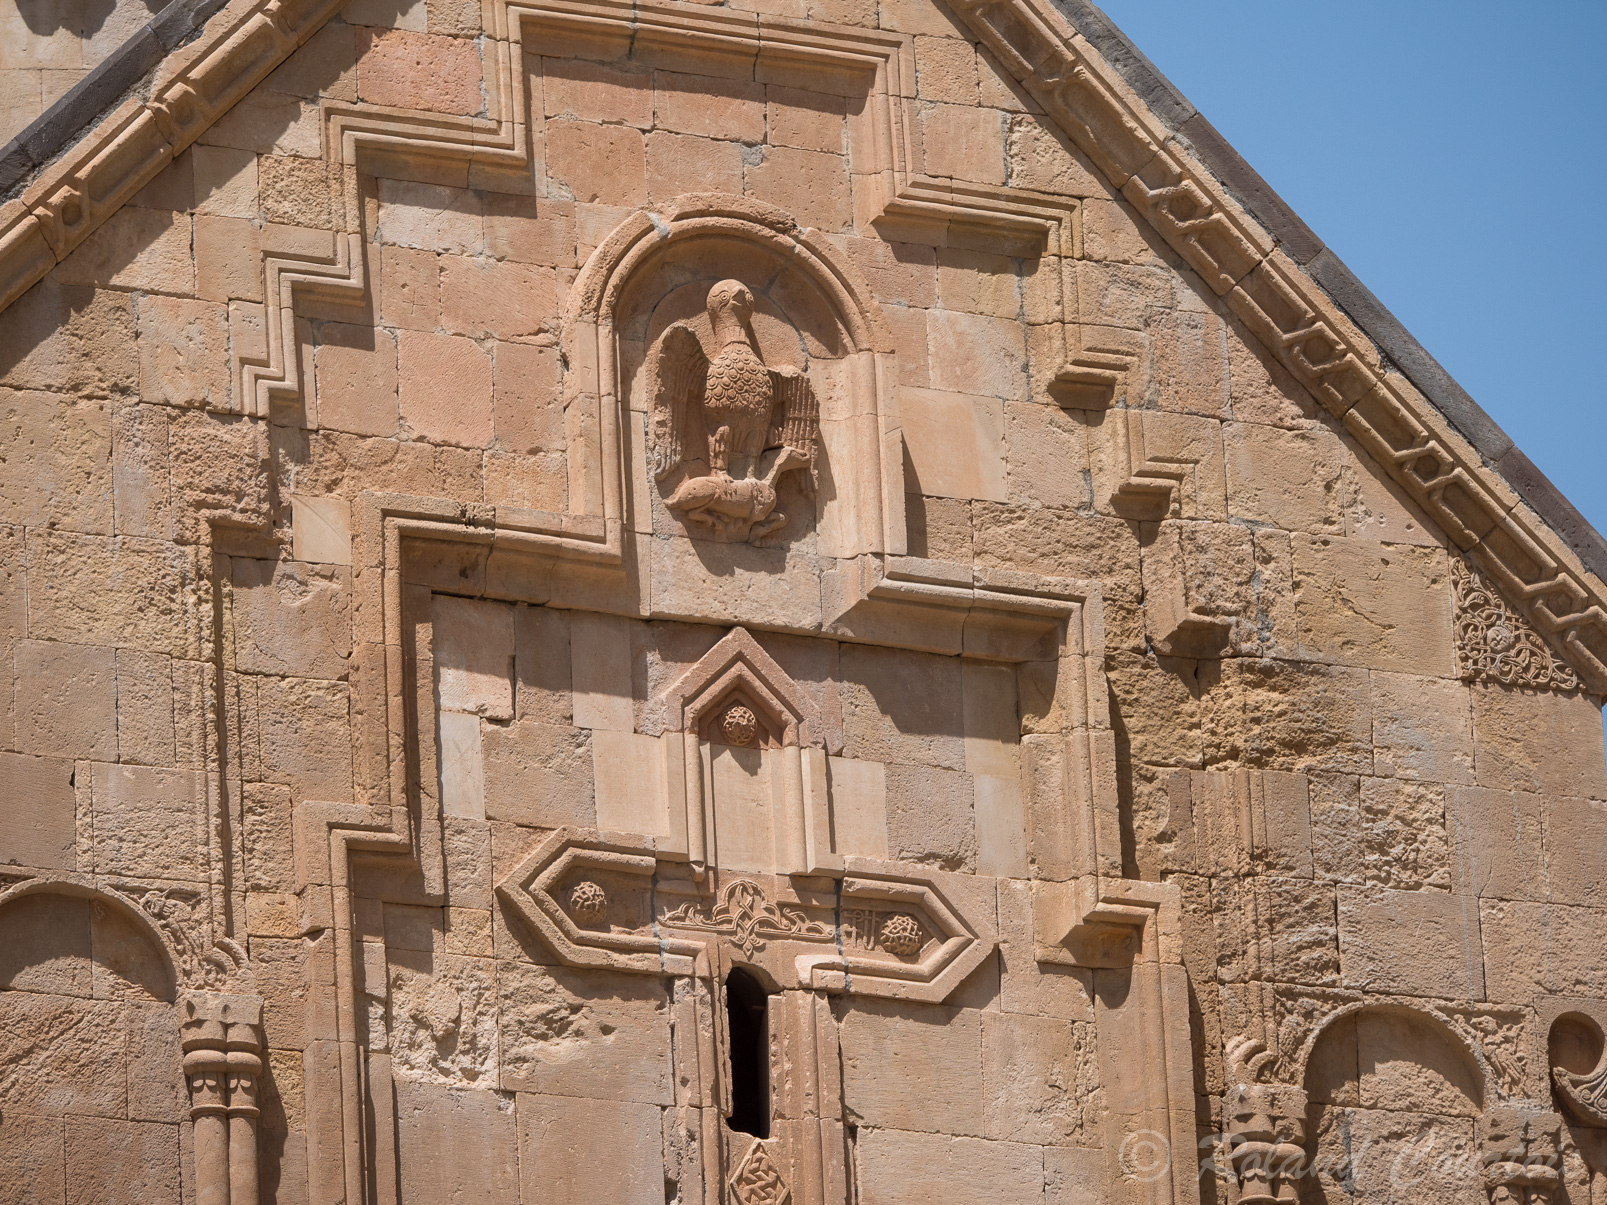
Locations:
647;279;821;545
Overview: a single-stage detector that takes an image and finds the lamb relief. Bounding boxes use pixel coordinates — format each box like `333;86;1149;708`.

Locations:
647;279;820;545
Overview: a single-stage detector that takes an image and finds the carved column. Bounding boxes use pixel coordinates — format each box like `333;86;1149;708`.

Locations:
1483;1105;1562;1205
1223;1081;1307;1205
181;992;265;1205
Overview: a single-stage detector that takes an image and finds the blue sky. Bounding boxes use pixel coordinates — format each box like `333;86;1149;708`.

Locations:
1092;0;1607;535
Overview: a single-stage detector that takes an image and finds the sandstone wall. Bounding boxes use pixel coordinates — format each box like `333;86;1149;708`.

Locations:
1;0;1605;1202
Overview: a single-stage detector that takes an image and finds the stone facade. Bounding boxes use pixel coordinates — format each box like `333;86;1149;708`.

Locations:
2;0;1607;1203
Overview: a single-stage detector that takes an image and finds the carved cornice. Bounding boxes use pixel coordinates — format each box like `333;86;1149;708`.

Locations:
938;0;1607;693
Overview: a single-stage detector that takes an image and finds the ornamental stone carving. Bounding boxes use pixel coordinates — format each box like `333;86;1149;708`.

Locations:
1482;1107;1561;1205
1452;558;1580;692
648;280;821;546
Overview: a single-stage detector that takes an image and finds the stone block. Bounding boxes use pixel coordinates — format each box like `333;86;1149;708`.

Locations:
440;257;557;342
1471;683;1607;800
232;558;352;681
0;389;112;533
439;709;486;820
291;495;353;565
376;179;483;255
654;70;764;141
1369;671;1473;784
920;102;1006;186
1223;420;1347;533
1480;898;1607;1001
26;531;199;659
492;343;563;453
925;308;1026;401
1541;794;1607;907
257;676;353;802
590;728;662;837
1005;400;1091;509
14;638;117;760
313;324;398;438
1445;784;1544;901
514;604;572;725
116;648;175;766
498;962;670;1104
1291;536;1454;675
1337;885;1484;999
996;880;1095;1022
90;763;206;882
393;1082;519;1205
193;214;262;303
827;755;887;860
769;86;848;153
545;120;646;207
517;1093;663;1205
543;57;652;127
63;1116;179;1205
356;29;483;114
570;610;634;732
1355;777;1451;890
1198;657;1373;775
840;1001;983;1136
433;595;515;720
854;1128;1042;1205
898;386;1006;502
482;718;595;828
399;330;494;448
840;643;964;771
55;207;194;295
1352;1007;1481;1116
981;1012;1098;1144
0;750;76;869
746;145;853;232
1213;876;1339;988
0;1113;64;1204
0;282;138;400
111;404;171;540
0;993;127;1116
645;131;743;203
886;763;975;873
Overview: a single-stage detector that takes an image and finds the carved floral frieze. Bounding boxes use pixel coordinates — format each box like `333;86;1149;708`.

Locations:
1452;558;1580;692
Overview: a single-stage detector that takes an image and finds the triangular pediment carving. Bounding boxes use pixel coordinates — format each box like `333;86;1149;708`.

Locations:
2;0;1606;688
661;627;819;749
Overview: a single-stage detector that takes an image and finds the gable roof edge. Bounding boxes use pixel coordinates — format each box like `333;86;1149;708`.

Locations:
1050;0;1607;586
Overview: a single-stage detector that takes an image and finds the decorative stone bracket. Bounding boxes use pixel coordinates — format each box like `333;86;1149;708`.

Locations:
181;991;265;1205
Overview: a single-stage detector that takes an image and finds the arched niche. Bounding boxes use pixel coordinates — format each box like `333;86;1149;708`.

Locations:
0;880;177;1003
560;193;902;561
1298;1003;1487;1205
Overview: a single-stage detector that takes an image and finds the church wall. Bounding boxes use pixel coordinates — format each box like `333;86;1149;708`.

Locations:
1;0;1605;1202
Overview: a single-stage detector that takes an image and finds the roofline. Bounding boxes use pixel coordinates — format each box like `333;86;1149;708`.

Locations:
1052;0;1607;581
0;0;230;199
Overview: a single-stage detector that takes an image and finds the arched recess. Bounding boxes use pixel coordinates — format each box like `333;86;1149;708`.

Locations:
0;878;186;1198
0;876;179;1002
1296;1002;1488;1205
559;193;903;561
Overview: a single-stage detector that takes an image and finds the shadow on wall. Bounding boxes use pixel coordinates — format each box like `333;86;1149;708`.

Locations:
15;0;163;40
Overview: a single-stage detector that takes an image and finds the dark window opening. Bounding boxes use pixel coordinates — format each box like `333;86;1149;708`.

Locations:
725;967;770;1139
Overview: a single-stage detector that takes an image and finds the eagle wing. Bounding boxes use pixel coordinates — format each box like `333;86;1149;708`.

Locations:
647;323;708;480
765;365;819;455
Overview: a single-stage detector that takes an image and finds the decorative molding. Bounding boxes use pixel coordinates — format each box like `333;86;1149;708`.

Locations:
939;0;1607;694
0;0;345;309
1452;557;1580;693
1482;1106;1561;1205
494;828;996;1004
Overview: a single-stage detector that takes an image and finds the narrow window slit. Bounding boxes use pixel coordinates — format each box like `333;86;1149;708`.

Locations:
725;967;770;1139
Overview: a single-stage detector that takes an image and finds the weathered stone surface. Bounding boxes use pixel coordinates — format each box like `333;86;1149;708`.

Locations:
4;10;1605;1203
